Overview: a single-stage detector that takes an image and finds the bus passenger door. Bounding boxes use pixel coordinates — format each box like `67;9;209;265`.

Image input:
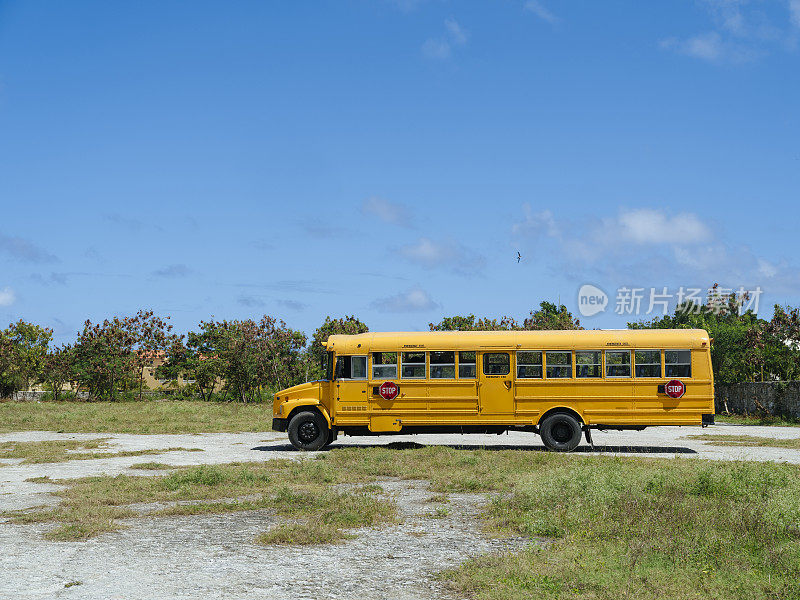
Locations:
478;352;514;417
334;355;369;426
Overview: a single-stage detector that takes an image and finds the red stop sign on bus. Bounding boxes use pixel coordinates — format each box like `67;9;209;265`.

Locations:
665;379;686;399
379;381;399;400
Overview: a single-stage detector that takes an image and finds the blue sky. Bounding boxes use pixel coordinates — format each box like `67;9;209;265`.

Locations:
1;0;799;343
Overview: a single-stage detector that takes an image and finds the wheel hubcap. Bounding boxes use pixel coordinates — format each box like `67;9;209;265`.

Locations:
552;421;572;443
298;421;319;443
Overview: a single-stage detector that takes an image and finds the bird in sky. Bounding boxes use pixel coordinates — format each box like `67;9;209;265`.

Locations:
517;252;521;263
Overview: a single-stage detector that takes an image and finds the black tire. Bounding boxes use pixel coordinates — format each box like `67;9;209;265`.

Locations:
287;411;329;451
539;412;583;452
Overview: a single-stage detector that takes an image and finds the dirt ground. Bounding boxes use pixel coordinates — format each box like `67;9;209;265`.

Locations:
2;423;800;599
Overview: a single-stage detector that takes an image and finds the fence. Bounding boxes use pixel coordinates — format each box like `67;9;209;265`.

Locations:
715;382;800;419
6;391;89;401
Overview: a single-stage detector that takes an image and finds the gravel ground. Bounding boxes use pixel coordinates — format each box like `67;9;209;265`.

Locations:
2;423;800;599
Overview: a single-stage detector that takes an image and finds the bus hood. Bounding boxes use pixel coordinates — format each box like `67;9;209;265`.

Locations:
273;381;324;418
275;381;323;401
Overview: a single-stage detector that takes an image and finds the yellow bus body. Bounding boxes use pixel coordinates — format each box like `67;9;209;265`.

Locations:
272;329;715;450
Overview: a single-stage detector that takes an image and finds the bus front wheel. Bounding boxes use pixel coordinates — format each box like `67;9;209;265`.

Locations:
539;413;582;452
287;411;330;451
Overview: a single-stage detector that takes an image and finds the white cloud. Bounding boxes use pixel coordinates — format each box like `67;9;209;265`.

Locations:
512;205;800;293
610;209;711;245
399;237;446;265
422;17;467;60
661;32;726;62
512;205;560;238
791;0;800;28
524;1;559;24
361;197;412;227
444;17;467;44
0;286;15;307
758;258;779;278
371;287;439;312
661;1;797;63
703;0;746;35
672;244;728;271
398;237;485;276
422;39;451;60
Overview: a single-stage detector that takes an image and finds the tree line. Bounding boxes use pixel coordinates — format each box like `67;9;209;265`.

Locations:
0;302;575;402
628;285;800;384
1;294;799;402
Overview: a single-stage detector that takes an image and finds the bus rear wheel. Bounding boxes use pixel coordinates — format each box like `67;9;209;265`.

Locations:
287;411;329;451
539;413;582;452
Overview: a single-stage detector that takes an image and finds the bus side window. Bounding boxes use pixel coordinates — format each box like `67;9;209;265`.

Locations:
634;350;661;378
575;351;601;378
335;356;350;379
372;352;397;379
483;353;510;376
665;350;691;377
545;351;571;378
351;356;367;379
606;350;631;377
430;351;455;379
336;356;367;379
401;352;426;379
517;351;543;378
458;351;476;378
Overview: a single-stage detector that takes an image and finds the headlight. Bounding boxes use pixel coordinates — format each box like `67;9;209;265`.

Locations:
277;403;283;416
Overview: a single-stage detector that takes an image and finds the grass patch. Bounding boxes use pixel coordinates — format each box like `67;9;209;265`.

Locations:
0;439;202;464
438;454;800;600
129;462;174;470
716;414;800;427
0;401;271;434
426;493;449;503
25;476;52;483
324;447;800;599
687;434;800;449
4;460;396;543
6;445;800;598
257;522;348;545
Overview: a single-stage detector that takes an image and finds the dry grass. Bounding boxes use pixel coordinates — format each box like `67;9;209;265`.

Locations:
0;401;271;434
0;439;202;464
687;434;800;449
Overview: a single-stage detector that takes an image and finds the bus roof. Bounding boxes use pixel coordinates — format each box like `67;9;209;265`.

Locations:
326;329;711;353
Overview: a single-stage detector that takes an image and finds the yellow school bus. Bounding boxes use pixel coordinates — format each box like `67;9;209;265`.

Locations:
272;329;715;451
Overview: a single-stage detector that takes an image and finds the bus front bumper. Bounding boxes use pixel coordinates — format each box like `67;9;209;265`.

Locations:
272;418;288;432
